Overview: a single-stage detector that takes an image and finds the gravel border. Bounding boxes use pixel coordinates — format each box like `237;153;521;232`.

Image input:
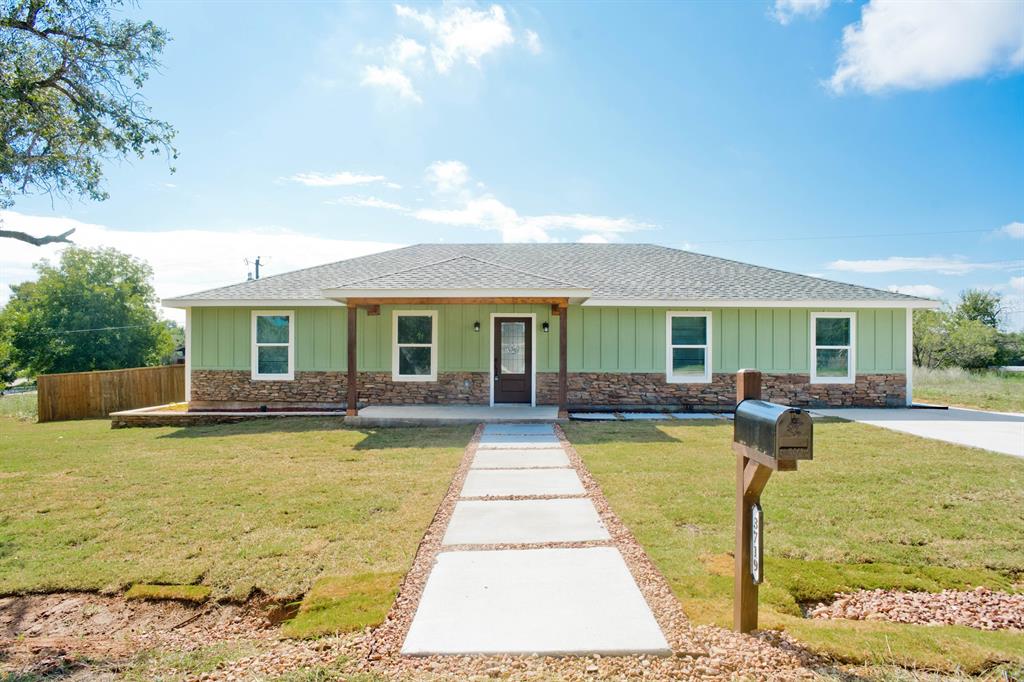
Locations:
345;422;820;680
808;587;1024;631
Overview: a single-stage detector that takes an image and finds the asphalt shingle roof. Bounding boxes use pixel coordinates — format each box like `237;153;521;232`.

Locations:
165;243;929;304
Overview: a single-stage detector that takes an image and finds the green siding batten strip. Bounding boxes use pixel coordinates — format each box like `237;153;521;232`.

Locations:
187;304;907;376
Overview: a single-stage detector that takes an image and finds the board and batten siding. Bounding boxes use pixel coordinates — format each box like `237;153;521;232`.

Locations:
189;305;906;375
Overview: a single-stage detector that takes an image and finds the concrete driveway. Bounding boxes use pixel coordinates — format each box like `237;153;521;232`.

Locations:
812;407;1024;458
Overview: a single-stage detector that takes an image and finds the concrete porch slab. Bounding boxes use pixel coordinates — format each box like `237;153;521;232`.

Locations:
620;413;669;421
670;412;724;420
482;423;556;435
346;404;561;426
471;448;570;469
461;468;585;497
401;547;670;656
478;433;562;448
442;499;610;545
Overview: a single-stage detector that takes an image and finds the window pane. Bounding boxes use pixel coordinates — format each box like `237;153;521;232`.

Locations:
257;346;289;375
671;316;707;346
816;348;849;377
500;322;526;374
398;346;432;376
256;315;289;344
672;347;706;377
397;315;432;344
816;317;850;346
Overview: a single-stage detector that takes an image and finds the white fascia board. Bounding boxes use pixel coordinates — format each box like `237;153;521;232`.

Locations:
161;298;344;309
320;287;593;299
581;298;941;309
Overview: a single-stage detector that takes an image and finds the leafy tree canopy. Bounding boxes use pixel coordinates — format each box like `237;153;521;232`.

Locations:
953;289;1003;329
0;0;175;245
1;246;172;375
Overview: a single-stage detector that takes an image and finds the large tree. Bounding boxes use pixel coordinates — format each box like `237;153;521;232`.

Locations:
1;246;172;374
0;0;175;245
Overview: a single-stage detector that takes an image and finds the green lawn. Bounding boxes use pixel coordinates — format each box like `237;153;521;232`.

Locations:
0;417;471;606
914;366;1024;412
566;420;1024;673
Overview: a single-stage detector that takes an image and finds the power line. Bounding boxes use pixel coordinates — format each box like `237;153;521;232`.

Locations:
688;227;1006;245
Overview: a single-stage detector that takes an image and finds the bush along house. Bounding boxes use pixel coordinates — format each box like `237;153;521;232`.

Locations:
162;243;939;417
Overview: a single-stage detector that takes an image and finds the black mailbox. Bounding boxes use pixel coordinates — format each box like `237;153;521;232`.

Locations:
733;400;813;471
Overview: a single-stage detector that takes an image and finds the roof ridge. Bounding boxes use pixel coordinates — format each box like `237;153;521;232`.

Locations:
333;252;583;289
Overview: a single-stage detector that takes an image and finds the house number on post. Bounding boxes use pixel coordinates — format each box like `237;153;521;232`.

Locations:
750;502;763;585
731;369;814;634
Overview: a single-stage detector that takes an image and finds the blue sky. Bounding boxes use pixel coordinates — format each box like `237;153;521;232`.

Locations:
2;0;1022;326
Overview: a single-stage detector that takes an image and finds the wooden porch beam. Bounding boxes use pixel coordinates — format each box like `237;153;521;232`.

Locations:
346;296;570;306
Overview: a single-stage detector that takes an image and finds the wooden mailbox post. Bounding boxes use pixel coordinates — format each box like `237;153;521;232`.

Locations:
732;369;814;633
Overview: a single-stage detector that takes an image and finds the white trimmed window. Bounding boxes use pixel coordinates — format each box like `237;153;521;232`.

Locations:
393;310;438;382
666;312;712;383
251;311;294;380
811;312;855;384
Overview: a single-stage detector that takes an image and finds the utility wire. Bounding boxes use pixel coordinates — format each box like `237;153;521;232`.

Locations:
43;323;164;335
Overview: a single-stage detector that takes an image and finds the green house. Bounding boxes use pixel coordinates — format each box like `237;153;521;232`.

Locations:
162;243;937;415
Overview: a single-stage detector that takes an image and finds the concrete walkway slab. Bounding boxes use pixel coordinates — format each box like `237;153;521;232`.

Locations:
482;423;556;435
461;469;585;497
401;547;670;656
570;412;619;421
813;407;1024;458
472;448;570;469
478;433;561;449
443;499;609;545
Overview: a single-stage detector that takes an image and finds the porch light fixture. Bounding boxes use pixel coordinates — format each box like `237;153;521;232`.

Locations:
542;322;550;333
473;321;481;332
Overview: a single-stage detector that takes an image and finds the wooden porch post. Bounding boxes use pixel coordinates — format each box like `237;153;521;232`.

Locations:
346;304;358;416
734;368;769;633
558;303;568;418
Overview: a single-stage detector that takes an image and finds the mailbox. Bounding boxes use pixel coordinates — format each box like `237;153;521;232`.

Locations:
733;400;813;471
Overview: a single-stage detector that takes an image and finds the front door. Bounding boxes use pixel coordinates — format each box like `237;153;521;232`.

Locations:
493;317;532;404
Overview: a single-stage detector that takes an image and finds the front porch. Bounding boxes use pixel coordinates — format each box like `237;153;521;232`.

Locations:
345;404;562;426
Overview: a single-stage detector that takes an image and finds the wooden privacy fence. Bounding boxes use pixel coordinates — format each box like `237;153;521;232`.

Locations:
37;365;185;422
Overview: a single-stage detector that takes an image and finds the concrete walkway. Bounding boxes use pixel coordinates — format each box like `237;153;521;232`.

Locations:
402;423;670;656
813;407;1024;458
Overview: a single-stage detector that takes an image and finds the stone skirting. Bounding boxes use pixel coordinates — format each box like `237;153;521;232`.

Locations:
536;372;905;409
189;369;491;409
191;369;347;410
190;369;906;410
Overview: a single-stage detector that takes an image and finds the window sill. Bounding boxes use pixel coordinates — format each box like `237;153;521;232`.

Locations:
391;374;437;383
665;375;712;385
251;374;295;382
809;377;855;385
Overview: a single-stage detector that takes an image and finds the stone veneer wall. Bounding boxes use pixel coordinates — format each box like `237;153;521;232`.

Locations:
536;372;905;409
191;369;905;410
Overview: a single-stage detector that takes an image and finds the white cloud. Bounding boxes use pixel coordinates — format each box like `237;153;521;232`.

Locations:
287;171;389;187
524;29;543;55
828;256;1009;275
773;0;830;25
829;0;1024;94
413;194;650;244
425;160;471;194
392;36;426;66
361;65;422;102
578;234;609;244
1009;276;1024;292
887;284;944;299
999;221;1024;239
0;211;400;323
325;196;407;211
396;4;515;73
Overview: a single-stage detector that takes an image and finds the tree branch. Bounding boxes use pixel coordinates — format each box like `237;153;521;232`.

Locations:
0;228;75;246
